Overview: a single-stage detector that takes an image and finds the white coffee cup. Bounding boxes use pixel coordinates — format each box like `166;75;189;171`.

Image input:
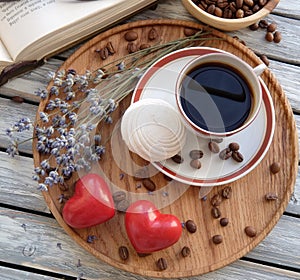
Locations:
175;52;265;138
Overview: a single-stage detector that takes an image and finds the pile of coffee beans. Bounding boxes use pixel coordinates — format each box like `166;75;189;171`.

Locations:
192;0;270;19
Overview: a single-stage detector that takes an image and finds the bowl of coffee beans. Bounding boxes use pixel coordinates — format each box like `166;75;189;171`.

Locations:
182;0;280;31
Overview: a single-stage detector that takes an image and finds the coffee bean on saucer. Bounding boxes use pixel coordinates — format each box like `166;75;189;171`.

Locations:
171;154;184;164
245;226;257;237
232;151;244;162
219;148;232;160
190;159;202;169
270;162;280;174
189;149;204;159
156;257;168;270
208;141;220;153
229;142;240;152
185;220;197;233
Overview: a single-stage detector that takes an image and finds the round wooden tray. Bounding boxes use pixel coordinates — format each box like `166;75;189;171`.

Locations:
33;19;298;278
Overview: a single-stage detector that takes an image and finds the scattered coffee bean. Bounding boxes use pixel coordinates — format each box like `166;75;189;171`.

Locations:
270;162;280;174
184;28;197;36
208;141;220;153
189;149;204;159
259;54;270;66
99;47;109;60
249;22;259;31
190;159;202;169
185;220;197;233
245;226;257;237
118;246;129;260
265;32;274;42
222;186;232;199
127;42;138;53
219;148;232;160
232;151;244;162
229;142;240;152
140;43;150;50
273;31;282;43
124;30;138;41
148;27;158;40
171;154;184;164
211;194;222;206
211;206;221;219
181;246;191;257
133;167;149;180
157;257;168;270
142;178;156;192
267;22;277;32
11;96;24;103
106;41;115;54
212;234;223;244
259;19;268;29
265;192;278;201
116;199;130;212
113;191;126;203
220;217;229;227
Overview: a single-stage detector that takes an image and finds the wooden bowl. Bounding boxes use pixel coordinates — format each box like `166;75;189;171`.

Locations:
182;0;280;31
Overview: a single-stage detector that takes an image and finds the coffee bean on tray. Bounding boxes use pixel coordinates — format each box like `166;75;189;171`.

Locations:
124;30;138;41
185;220;197;233
212;234;223;244
156;257;168;270
118;246;129;260
245;226;257;237
270;162;280;174
181;246;191;257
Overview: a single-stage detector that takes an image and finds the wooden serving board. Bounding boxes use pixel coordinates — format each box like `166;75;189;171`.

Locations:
33;19;298;278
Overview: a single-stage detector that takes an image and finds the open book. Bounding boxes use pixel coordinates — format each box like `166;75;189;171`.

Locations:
0;0;158;84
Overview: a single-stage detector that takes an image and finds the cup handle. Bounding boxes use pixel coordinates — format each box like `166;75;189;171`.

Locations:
253;63;267;76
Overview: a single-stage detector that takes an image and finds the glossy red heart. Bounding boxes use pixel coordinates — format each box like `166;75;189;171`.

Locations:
62;173;115;228
125;200;182;254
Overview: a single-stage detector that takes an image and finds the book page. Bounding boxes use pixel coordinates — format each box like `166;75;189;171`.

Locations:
0;0;123;60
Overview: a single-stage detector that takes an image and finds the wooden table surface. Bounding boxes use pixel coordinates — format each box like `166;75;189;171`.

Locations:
0;0;299;279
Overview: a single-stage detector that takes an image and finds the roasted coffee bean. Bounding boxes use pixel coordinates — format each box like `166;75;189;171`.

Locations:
267;22;277;32
270;162;280;174
181;246;191;257
252;4;260;12
265;32;274;42
133;167;149;180
220;217;229;227
140;43;151;50
222;186;232;199
249;22;259;30
124;30;138;41
189;149;204;159
148;27;158;40
265;192;278;201
259;19;268;28
190;159;202;169
157;257;168;270
229;142;240;152
214;6;223;17
207;4;216;14
106;41;115;54
212;234;223;244
118;246;129;260
11;96;24;103
142;178;156;191
245;226;257;237
208;141;220;153
99;47;109;60
273;31;282;43
116;199;130;212
211;206;221;219
184;28;198;36
223;8;233;18
236;8;244;18
259;54;270;66
217;0;228;9
244;0;253;6
232;151;244;162
127;42;137;53
185;220;197;233
219;148;232;160
211;194;222;206
259;0;268;6
113;191;126;203
171;154;184;164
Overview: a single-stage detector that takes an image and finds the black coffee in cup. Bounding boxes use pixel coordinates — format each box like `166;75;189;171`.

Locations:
179;62;253;133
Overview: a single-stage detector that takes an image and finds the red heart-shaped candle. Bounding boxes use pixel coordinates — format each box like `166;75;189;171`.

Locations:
125;200;182;254
62;173;115;228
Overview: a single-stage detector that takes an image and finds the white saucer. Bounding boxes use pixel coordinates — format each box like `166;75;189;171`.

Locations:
131;47;275;187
